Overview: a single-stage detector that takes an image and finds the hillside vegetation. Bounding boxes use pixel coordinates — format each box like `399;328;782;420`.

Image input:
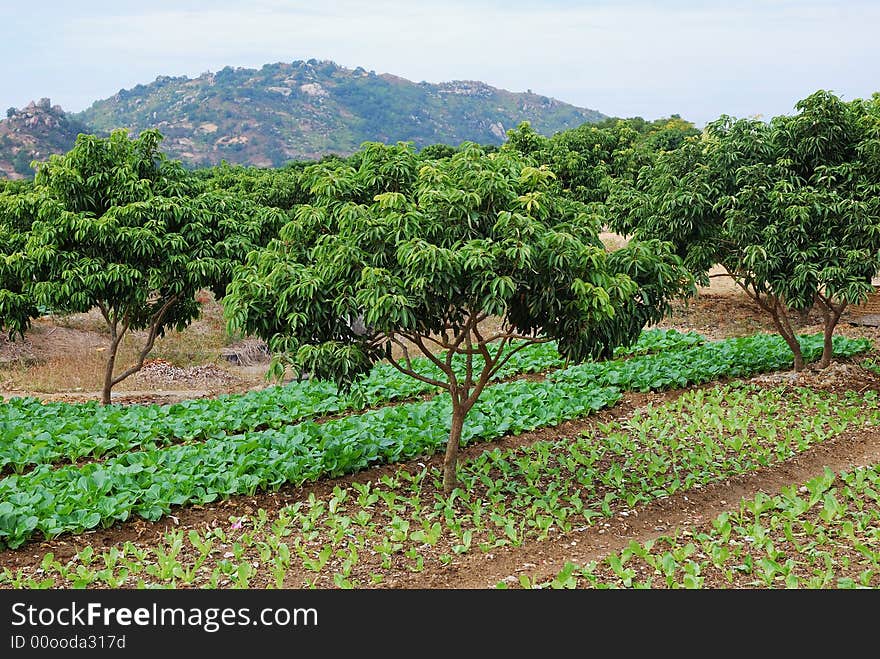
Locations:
0;99;91;179
0;59;608;176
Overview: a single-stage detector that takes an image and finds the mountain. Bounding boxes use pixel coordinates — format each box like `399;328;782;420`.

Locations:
0;99;92;179
75;60;607;167
1;59;608;176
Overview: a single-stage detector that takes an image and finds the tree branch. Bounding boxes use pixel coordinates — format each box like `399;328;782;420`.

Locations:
403;332;452;375
96;301;111;329
471;319;495;373
464;350;495;411
731;275;774;314
816;290;846;318
419;331;483;354
417;333;449;350
110;295;178;385
449;312;479;350
487;336;551;380
464;331;474;403
480;331;543;343
385;353;449;389
815;291;834;311
770;297;799;345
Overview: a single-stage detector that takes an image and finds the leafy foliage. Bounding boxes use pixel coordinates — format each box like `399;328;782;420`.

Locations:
611;90;880;370
225;140;692;491
502;114;699;204
0;331;870;548
228;141;692;376
0;129;287;402
0;328;703;472
538;461;880;589
3;384;878;586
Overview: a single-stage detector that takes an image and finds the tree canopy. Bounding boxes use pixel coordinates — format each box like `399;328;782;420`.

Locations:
609;90;880;370
0;129;286;403
502;115;699;205
225;141;692;492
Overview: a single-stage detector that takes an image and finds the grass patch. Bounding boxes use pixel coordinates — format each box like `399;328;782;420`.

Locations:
0;294;237;393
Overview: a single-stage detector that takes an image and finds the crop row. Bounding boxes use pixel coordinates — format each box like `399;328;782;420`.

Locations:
526;464;880;589
0;328;704;472
0;378;619;548
550;333;871;390
2;384;876;587
0;333;871;549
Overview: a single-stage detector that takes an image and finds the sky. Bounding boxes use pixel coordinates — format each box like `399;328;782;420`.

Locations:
1;0;878;127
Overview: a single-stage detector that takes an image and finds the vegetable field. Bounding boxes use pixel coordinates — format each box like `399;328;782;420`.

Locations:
2;319;878;589
2;91;879;591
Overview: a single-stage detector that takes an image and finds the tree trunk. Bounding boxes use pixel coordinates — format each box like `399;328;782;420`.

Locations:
443;406;466;495
736;284;806;373
768;305;805;371
99;299;176;404
818;326;834;369
818;303;844;369
102;339;120;405
792;346;806;372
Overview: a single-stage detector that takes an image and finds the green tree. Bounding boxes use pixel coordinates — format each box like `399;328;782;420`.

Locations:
642;115;701;152
0;129;286;403
199;160;308;210
224;142;692;493
503;118;670;205
418;143;459;161
0;194;39;338
611;90;880;370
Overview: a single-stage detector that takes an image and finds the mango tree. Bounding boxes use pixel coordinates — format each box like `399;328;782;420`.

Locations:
0;129;286;403
0;193;39;338
197;160;310;210
224;142;692;493
503;116;698;205
610;90;880;370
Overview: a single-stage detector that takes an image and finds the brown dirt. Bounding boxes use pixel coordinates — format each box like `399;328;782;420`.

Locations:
0;321;102;365
0;298;275;402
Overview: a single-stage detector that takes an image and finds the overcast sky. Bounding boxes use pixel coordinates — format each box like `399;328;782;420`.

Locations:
2;0;877;127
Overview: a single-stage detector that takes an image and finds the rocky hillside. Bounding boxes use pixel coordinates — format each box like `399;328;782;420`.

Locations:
0;99;91;179
75;60;606;167
1;60;607;175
